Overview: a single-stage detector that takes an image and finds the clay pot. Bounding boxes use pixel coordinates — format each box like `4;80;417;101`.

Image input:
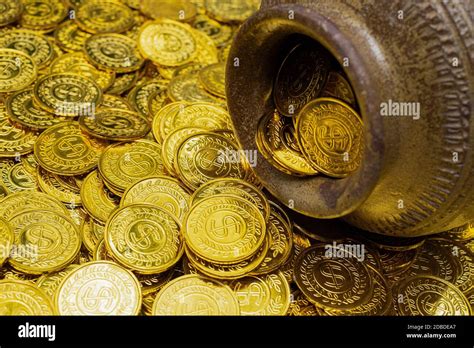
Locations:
226;0;474;237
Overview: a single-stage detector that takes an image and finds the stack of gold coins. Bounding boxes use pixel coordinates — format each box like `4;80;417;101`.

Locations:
257;41;364;178
0;0;472;318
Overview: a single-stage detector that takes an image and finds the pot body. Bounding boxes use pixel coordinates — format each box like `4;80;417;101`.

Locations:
226;0;474;236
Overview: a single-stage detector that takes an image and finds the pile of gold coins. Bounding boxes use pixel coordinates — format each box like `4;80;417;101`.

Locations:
257;40;363;178
0;0;472;317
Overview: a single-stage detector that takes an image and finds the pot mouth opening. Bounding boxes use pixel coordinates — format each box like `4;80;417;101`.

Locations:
226;4;383;218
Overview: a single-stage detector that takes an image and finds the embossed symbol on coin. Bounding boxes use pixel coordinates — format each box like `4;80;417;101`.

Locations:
53;84;83;102
56;136;87;158
320;261;348;290
197;149;229;175
79;284;116;313
207;213;244;242
119;153;153;177
235;281;267;307
317;119;351;155
23;225;58;252
128;221;165;252
0;60;20;79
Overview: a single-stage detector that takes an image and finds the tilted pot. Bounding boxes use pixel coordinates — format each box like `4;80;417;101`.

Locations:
226;0;474;237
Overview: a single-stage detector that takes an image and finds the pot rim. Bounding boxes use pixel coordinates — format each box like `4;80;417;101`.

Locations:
226;3;385;218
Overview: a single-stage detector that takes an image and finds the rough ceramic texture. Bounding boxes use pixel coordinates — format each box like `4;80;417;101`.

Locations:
226;0;473;236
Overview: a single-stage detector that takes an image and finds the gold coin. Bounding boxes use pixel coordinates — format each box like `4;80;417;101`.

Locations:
175;132;247;190
36;265;79;299
93;238;113;261
288;290;319;316
140;0;197;22
121;176;191;222
67;206;87;227
54;21;92;52
0;264;40;282
0;280;54;315
183;195;266;263
0;49;37;93
198;62;226;98
98;140;166;193
81;217;99;253
251;204;292;274
160;102;231;140
0;0;23;26
330;267;392;316
274;43;330;116
0;103;38;157
142;292;156;316
105;203;184;274
205;0;259;23
79;108;150;141
465;287;474;312
191;28;219;65
0;182;8;199
147;88;169;116
138;19;197;67
90;216;105;241
84;33;145;73
20;153;38;175
294;244;374;311
256;121;296;176
336;238;382;272
49;52;115;91
37;166;82;205
0;191;68;221
0;160;37;192
33;73;103;117
0;29;54;69
6;87;66;130
20;0;68;31
107;70;139;95
258;110;318;176
193;15;233;48
185;237;269;279
127;78;168;117
296;97;364;177
442;221;474;242
75;0;135;34
123;0;140;9
161;127;206;175
219;43;231;62
8;209;81;274
55;261;142;315
168;72;224;104
230;272;290;315
172;62;207;78
321;71;356;107
269;201;292;234
34;121;104;176
138;268;175;296
152;274;240;315
191;178;270;222
0;217;13;266
102;94;133;110
430;238;474;292
380;248;418;275
151;101;186;143
156;64;175;80
80;170;119;223
394;275;472;316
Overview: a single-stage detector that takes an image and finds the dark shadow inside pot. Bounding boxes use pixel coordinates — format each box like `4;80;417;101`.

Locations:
226;4;384;219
